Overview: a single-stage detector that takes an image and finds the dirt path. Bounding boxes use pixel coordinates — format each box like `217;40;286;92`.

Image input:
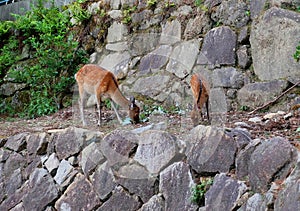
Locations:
0;106;299;143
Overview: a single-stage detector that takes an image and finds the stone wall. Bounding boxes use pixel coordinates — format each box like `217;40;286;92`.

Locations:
1;0;299;119
0;125;299;210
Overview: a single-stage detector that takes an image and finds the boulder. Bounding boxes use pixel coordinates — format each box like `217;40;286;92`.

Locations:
98;186;141;211
131;74;171;101
101;130;139;166
198;26;237;66
187;125;237;174
139;194;165;211
4;132;28;152
238;193;267;211
166;39;200;78
236;139;261;180
139;45;172;75
53;127;85;160
159;19;181;45
80;142;105;175
237;80;289;109
209;88;228;126
23;168;59;211
107;22;128;43
250;7;300;82
206;173;247;210
212;67;244;89
274;151;300;210
159;161;198;210
134;130;179;174
91;161;117;200
99;51;131;79
249;137;297;192
26;132;48;156
55;173;101;210
115;162;157;202
211;0;250;28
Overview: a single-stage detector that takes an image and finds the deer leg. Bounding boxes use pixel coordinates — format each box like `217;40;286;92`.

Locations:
95;95;102;126
111;101;123;124
78;87;87;126
206;98;209;120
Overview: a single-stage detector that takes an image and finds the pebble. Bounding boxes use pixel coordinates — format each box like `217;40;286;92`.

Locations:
248;117;262;123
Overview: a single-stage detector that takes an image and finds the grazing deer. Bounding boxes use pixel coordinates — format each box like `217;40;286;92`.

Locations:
190;73;210;126
75;64;140;126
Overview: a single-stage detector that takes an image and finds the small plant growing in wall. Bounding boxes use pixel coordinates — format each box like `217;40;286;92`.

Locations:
191;178;213;206
294;42;300;62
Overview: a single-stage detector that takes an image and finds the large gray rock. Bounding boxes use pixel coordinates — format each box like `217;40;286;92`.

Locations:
166;39;200;78
91;162;117;200
99;51;131;79
55;173;101;210
100;130;139;166
23;168;59;210
131;74;171;102
107;21;128;43
159;161;198;211
0;82;26;96
250;0;267;19
186;126;237;174
205;173;248;211
209;88;228;126
139;45;172;75
159;19;181;45
26;132;48;156
237;80;289;109
134;130;179;174
211;0;250;28
274;152;300;210
236;139;261;180
130;33;160;56
4;132;28;152
139;194;165;211
250;7;300;82
115;162;157;202
198;26;237;66
184;12;212;39
53;127;85;160
80;142;105;175
238;193;267;211
98;186;141;211
212;67;244;89
249;137;297;193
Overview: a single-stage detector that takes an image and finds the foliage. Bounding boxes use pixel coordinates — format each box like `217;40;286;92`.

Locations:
191;178;213;206
68;0;91;23
294;42;300;62
1;0;88;118
240;105;250;111
122;6;137;24
194;0;208;11
147;0;157;9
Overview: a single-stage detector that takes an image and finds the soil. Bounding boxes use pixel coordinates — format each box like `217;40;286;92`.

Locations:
0;105;299;144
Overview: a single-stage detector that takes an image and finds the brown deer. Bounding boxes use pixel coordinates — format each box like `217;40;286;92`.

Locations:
75;64;140;126
190;73;210;126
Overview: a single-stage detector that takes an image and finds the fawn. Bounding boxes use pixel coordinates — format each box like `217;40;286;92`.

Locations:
75;64;140;126
190;73;210;126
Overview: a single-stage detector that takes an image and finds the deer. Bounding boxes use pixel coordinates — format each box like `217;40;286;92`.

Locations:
75;64;140;126
190;73;210;126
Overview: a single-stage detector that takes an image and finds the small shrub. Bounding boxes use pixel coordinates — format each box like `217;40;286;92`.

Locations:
191;178;213;206
294;41;300;62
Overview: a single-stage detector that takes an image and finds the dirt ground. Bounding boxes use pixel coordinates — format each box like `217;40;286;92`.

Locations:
0;104;299;145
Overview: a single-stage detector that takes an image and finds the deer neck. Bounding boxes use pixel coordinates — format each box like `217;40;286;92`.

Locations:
109;88;130;110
